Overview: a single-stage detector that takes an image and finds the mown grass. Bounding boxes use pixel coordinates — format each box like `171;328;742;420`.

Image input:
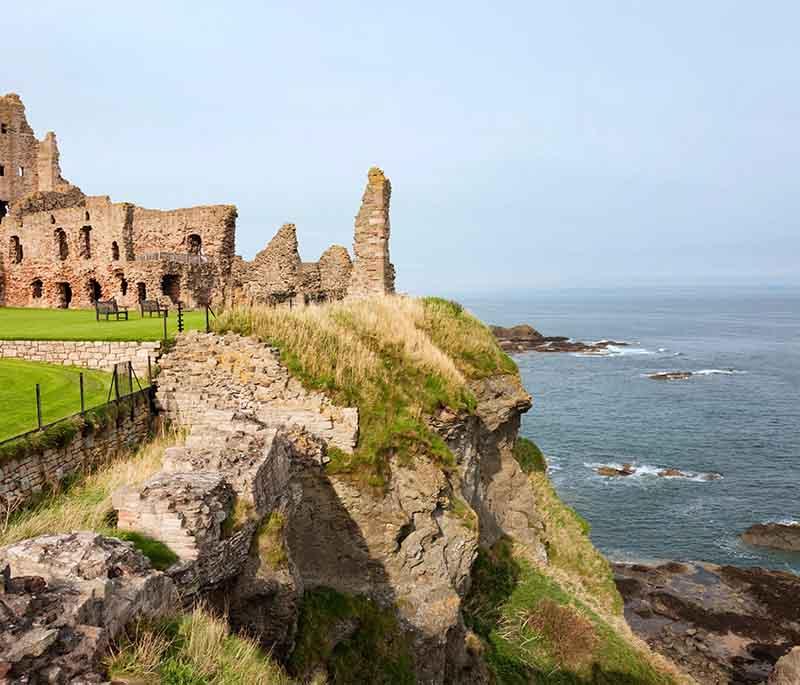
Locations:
289;587;414;684
214;296;516;488
107;604;296;685
0;306;206;342
0;358;112;440
463;540;676;685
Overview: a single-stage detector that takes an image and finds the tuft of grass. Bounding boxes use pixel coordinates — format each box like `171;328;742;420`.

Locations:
256;512;288;570
463;540;676;684
107;604;295;685
215;297;514;489
512;436;547;474
449;495;478;531
114;530;180;571
289;587;414;684
0;430;172;547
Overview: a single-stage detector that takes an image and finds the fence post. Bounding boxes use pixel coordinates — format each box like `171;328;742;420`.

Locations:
163;312;168;341
114;364;121;405
177;301;184;333
79;373;85;414
128;361;135;420
205;304;210;333
147;355;152;386
35;384;42;430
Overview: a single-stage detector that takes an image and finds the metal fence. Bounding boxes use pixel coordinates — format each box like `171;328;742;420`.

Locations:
0;360;154;448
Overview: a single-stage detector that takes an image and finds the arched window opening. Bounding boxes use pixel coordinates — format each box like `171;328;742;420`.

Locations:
161;274;181;304
0;123;7;134
137;282;147;302
50;214;56;224
17;166;24;177
85;210;90;221
0;201;8;220
111;241;120;261
187;233;202;256
0;164;5;176
117;273;129;297
9;236;23;264
80;226;92;259
56;282;72;309
55;228;69;260
87;279;102;304
31;279;43;299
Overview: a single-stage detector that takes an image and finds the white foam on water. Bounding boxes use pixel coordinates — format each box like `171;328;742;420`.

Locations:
572;345;654;358
693;368;746;376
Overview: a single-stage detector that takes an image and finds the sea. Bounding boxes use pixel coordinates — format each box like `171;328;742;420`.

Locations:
456;286;800;574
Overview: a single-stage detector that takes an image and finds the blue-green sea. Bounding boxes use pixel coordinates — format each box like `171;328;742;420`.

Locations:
457;286;799;573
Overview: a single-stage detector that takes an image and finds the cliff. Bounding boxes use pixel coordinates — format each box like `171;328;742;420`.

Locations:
0;297;685;684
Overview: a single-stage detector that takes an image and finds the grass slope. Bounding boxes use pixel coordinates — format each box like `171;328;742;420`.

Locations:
464;541;675;685
0;359;111;440
0;306;207;341
215;296;516;488
108;604;296;685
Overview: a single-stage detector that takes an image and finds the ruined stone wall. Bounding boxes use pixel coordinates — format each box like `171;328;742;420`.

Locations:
0;390;153;511
347;166;395;297
0;339;161;377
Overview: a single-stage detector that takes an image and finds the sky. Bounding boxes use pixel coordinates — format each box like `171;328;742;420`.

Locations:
4;1;799;294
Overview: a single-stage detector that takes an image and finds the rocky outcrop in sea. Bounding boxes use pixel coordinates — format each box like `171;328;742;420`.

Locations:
491;324;629;354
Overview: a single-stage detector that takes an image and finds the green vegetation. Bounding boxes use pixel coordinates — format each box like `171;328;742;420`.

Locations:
529;472;621;614
107;605;295;685
464;541;675;684
0;306;207;342
0;359;112;440
513;436;547;474
215;296;514;488
256;512;288;570
289;587;414;684
114;530;180;571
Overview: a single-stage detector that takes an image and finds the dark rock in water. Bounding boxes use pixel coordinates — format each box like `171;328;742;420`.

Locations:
491;323;628;354
742;523;800;553
648;371;693;381
613;560;800;685
596;464;636;477
658;468;688;478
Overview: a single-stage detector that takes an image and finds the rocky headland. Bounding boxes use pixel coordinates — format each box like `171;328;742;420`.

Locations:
491;323;629;354
614;560;800;684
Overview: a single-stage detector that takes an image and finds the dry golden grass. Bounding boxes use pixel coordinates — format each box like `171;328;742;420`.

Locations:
526;598;598;668
0;430;174;547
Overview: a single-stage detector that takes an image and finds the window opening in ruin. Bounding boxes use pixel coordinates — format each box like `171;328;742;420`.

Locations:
50;214;56;224
80;226;92;259
85;211;90;221
31;279;43;299
187;233;202;256
118;275;129;296
111;241;120;261
0;201;8;219
137;282;147;302
161;274;181;304
56;282;72;309
0;164;4;176
9;236;23;264
0;123;6;134
17;166;24;177
55;228;69;260
88;279;102;304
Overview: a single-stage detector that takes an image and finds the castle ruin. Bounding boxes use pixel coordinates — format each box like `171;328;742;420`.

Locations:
0;93;395;310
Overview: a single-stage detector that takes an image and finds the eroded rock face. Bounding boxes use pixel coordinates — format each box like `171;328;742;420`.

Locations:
0;532;176;683
614;560;800;684
770;646;800;685
742;523;800;553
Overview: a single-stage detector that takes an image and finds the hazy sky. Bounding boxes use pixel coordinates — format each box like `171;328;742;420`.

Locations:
5;1;798;293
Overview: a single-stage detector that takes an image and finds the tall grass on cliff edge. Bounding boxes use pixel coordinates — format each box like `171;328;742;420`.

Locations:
215;296;516;487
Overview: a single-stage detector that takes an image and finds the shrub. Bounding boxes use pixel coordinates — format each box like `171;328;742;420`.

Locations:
512;437;547;474
526;598;598;668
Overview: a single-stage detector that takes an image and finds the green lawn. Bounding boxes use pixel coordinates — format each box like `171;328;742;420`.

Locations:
0;307;208;342
0;359;113;441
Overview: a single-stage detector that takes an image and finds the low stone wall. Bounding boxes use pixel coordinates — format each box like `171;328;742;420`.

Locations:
0;391;154;511
0;339;161;377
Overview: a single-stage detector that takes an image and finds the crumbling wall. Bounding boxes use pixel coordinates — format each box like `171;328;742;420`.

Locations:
318;244;352;300
347;166;395;297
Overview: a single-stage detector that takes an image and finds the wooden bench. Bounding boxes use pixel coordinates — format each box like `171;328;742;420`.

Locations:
96;298;129;321
140;299;169;318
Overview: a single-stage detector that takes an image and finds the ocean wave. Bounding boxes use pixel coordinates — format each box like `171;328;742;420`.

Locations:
764;518;800;527
693;368;747;376
642;368;746;380
585;461;723;483
573;345;654;358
